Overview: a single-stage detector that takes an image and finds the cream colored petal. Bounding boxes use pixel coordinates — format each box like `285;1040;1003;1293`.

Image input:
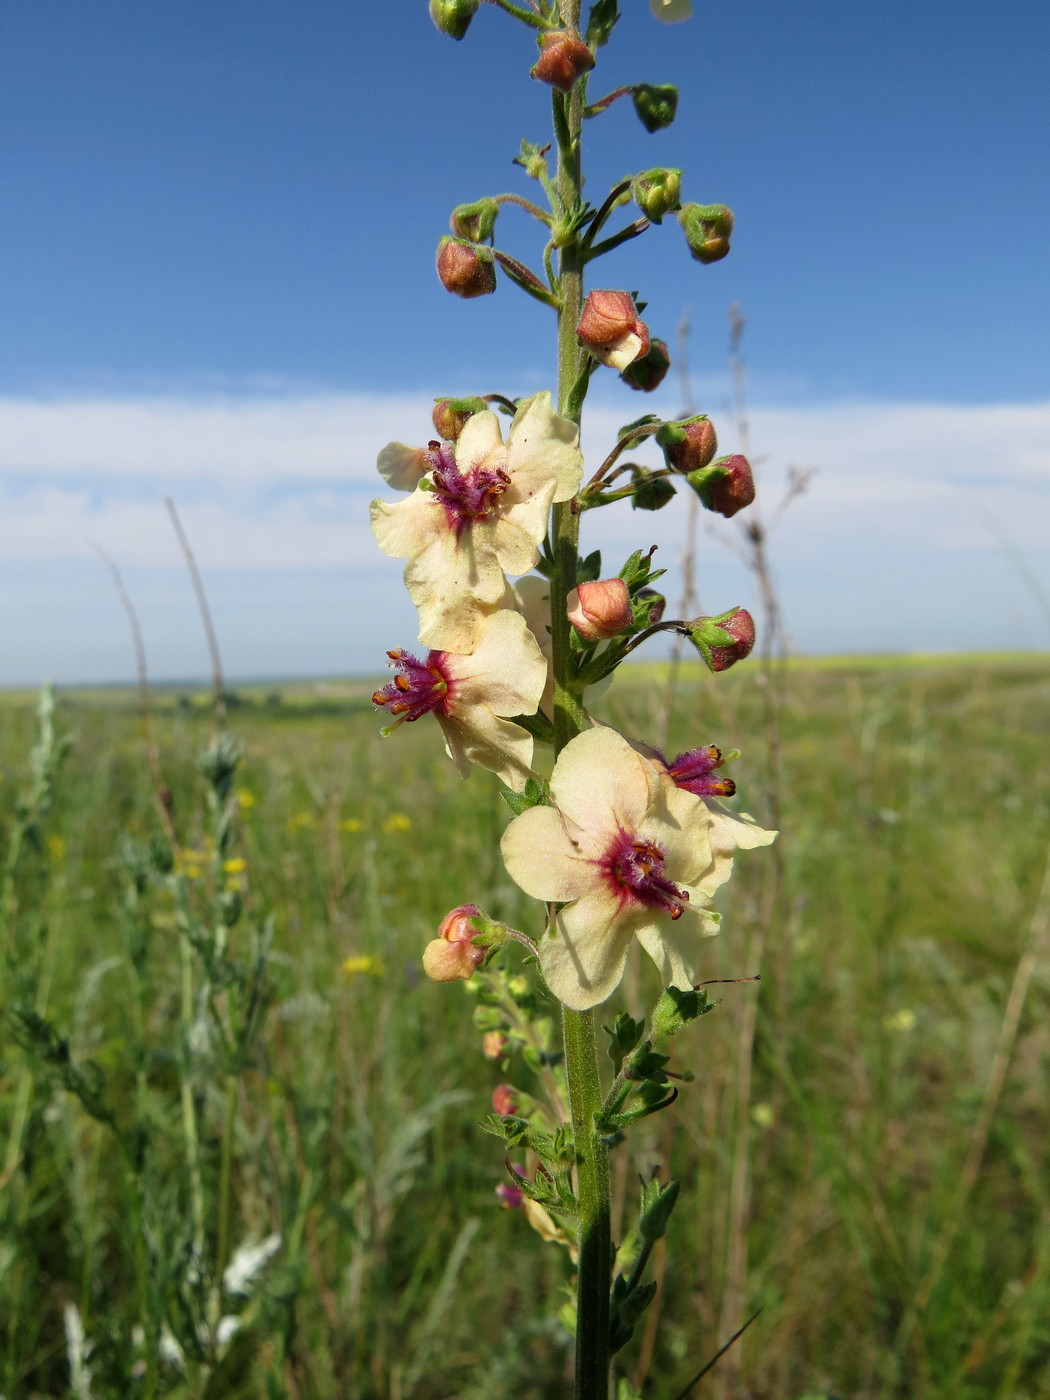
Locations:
507;392;583;504
641;781;713;885
455;410;505;468
438;708;535;792
537;896;637;1011
707;802;777;856
370;492;443;561
493;491;554;576
500;805;600;903
377;442;428;491
408;523;509;654
600;331;646;371
635;904;719;991
446;609;546;718
548;727;658;837
513;575;554;716
434;713;472;780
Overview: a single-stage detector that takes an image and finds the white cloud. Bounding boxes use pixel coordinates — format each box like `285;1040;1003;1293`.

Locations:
0;388;1046;681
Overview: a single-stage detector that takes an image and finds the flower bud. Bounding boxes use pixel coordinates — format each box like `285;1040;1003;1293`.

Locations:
688;608;756;672
482;1029;509;1060
632;473;676;511
567;578;634;641
687;453;755;518
432;396;486;441
638;587;665;624
429;0;479;40
577;290;650;371
450;198;499;243
620;339;670;393
678;203;734;264
531;28;595;92
496;1181;524;1209
631;168;682;224
492;1084;519;1116
633;83;679;132
657;415;718;473
436;237;496;298
422;902;504;982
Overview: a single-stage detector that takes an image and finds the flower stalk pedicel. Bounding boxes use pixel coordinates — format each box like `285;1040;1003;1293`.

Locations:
372;5;774;1393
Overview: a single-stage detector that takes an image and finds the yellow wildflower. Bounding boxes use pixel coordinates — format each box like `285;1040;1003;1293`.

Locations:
47;834;66;861
286;812;316;833
343;954;385;978
340;817;363;833
382;813;412;835
235;787;257;810
223;857;247;875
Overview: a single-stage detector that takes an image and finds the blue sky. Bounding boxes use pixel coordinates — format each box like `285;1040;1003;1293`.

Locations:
0;1;1047;683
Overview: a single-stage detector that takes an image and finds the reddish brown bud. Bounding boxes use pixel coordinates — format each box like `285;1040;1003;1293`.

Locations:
688;454;756;518
436;237;496;299
567;578;634;641
621;339;671;392
432;396;486;441
530;28;595;92
657;415;718;473
688;608;756;672
577;290;650;371
422;903;487;982
492;1084;519;1116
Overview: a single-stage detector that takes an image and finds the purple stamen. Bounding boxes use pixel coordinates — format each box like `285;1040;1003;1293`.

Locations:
658;744;736;798
424;439;510;536
602;830;688;919
372;648;451;726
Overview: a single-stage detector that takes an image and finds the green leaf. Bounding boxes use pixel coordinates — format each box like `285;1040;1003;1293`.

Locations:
586;0;620;48
577;549;603;582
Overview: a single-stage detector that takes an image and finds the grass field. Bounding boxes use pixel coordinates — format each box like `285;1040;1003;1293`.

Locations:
1;654;1049;1398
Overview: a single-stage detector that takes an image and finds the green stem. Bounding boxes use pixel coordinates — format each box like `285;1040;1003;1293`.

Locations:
178;929;207;1261
548;6;612;1392
563;1006;612;1399
216;1074;238;1290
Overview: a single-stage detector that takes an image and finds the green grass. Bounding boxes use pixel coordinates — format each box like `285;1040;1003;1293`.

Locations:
1;655;1049;1398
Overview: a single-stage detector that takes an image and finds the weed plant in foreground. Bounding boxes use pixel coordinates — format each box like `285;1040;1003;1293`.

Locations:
1;658;1047;1397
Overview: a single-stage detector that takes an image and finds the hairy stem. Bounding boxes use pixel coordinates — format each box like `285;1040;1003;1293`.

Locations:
548;5;612;1393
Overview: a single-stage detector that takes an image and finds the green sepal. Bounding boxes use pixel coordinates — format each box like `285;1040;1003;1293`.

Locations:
651;985;714;1038
609;1278;658;1354
577;548;602;582
617;412;661;441
631;473;676;510
499;776;551;815
639;1177;680;1242
479;1111;532;1145
632;83;679;132
604;1010;646;1067
514;139;551;183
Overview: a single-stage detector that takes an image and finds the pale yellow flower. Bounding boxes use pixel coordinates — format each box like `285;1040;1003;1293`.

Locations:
370;392;582;653
382;813;412;835
372;608;547;792
650;0;692;20
501;727;724;1010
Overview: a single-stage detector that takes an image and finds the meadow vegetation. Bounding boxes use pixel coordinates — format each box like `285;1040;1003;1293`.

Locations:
1;654;1048;1398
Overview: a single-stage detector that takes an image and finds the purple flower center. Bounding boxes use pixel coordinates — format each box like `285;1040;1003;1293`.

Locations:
372;648;450;726
657;744;736;798
425;440;510;536
603;830;688;920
